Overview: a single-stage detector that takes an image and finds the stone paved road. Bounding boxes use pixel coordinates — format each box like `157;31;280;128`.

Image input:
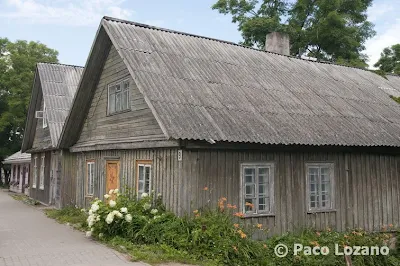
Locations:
0;190;147;266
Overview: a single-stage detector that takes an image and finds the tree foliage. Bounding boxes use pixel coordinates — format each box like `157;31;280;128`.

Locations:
212;0;375;67
374;44;400;74
0;38;58;171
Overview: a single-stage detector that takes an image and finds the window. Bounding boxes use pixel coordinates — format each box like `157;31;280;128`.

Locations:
306;163;334;211
241;163;274;215
39;155;45;190
86;161;95;196
43;102;47;128
108;79;130;114
32;156;37;188
136;160;152;199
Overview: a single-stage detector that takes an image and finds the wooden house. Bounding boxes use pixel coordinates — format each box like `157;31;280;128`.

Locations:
21;63;83;208
58;17;400;235
2;151;31;195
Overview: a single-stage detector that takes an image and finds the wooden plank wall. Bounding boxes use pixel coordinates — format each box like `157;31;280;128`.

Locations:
76;44;164;146
73;147;399;235
29;151;51;204
31;94;52;150
182;150;400;235
75;148;183;212
60;150;78;207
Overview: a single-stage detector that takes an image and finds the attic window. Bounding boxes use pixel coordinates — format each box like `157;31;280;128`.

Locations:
108;79;130;114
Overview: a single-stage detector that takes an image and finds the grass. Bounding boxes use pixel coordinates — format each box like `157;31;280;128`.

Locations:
44;207;87;231
10;193;40;205
104;236;209;265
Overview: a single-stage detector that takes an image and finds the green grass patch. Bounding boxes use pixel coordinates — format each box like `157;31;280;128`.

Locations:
10;194;40;205
44;207;87;230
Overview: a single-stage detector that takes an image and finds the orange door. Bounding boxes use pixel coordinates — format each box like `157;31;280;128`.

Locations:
106;160;120;193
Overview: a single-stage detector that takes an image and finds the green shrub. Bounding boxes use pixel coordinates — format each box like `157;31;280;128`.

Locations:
85;190;400;266
45;206;87;229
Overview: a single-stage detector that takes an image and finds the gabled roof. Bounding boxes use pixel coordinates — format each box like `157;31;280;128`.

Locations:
3;151;31;164
59;16;400;148
22;63;84;152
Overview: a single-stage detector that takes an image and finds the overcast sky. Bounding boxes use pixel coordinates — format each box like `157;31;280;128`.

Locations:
1;0;399;68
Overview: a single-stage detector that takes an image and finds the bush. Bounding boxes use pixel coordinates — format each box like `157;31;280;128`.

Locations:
86;191;400;266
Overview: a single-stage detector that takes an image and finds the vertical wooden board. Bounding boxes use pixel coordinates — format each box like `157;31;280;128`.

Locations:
285;152;293;232
354;153;363;229
390;156;399;226
231;151;239;208
380;155;388;228
349;153;357;228
385;155;393;227
370;154;379;231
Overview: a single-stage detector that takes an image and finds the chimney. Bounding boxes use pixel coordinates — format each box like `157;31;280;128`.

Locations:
265;32;290;56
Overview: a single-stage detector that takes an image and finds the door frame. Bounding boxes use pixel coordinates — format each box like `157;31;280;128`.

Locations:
105;160;120;193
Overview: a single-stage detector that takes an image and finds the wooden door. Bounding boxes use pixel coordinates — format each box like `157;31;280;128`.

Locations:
106;160;120;193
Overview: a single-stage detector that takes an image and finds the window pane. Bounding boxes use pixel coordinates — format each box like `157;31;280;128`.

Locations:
109;85;116;94
115;92;121;112
144;166;151;193
244;168;255;183
115;84;121;92
138;166;144;181
122;90;129;110
109;92;115;113
245;184;255;197
258;197;269;212
244;198;255;212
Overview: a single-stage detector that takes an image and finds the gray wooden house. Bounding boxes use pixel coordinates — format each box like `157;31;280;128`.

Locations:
22;63;83;207
59;17;400;235
2;151;31;195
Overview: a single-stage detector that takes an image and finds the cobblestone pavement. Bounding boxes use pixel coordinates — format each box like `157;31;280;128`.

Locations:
0;190;147;266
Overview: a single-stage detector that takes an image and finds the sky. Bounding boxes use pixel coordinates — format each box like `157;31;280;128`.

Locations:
0;0;399;68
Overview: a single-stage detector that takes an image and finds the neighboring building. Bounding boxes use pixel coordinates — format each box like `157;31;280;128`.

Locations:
2;151;31;195
21;63;83;207
58;17;400;235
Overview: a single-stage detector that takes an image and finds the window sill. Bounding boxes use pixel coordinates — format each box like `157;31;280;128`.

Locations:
307;209;336;214
244;213;275;218
107;109;131;117
85;195;94;198
32;186;36;189
39;186;44;190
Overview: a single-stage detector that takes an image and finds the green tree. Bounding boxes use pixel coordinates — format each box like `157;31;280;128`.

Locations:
212;0;375;67
0;38;58;184
374;44;400;74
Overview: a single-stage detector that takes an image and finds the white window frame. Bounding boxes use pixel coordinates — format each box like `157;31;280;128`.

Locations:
107;79;130;115
137;162;152;199
306;163;335;212
32;156;37;188
86;161;95;196
39;155;45;190
43;102;47;128
240;163;275;216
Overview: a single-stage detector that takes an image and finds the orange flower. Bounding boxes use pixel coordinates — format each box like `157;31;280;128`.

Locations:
316;231;321;237
309;241;319;247
389;224;394;228
221;197;227;202
218;198;225;211
344;234;349;239
382;226;387;231
232;246;238;252
203;186;208;191
237;230;247;239
256;224;262;229
263;244;267;249
233;223;239;228
193;209;198;214
326;227;331;232
234;212;245;218
195;213;200;218
245;202;254;209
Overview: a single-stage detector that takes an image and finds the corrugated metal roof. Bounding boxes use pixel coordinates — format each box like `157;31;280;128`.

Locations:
37;63;84;147
100;17;400;147
3;151;31;164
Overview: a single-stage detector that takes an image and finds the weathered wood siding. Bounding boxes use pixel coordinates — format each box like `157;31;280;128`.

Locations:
59;150;78;208
31;94;52;150
29;151;51;204
76;45;164;146
74;147;400;235
182;150;400;235
75;149;182;211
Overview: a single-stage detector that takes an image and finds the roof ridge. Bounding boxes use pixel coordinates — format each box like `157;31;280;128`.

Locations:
37;62;84;68
102;16;372;73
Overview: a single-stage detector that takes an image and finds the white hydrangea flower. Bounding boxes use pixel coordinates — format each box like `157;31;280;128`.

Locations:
125;214;132;222
88;209;93;215
87;214;96;228
112;210;123;218
104;194;110;199
153;215;161;220
150;209;158;215
105;213;114;224
108;189;114;195
95;215;100;222
109;200;116;207
81;208;86;212
157;193;162;198
85;231;92;237
143;203;151;210
141;193;149;198
90;227;94;232
120;207;128;213
113;188;119;194
91;203;99;212
98;233;104;238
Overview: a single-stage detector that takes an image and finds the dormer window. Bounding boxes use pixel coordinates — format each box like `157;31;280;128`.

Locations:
43;102;47;128
108;79;130;115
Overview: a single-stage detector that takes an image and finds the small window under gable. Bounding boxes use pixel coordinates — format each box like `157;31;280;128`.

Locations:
108;79;130;115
